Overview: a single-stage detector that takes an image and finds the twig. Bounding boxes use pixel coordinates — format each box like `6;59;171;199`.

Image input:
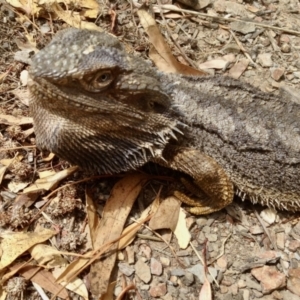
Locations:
127;0;140;38
190;241;219;287
134;219;186;268
156;5;300;36
229;29;257;66
50;214;153;300
255;210;290;276
0;145;36;151
266;30;281;52
254;210;276;250
208;231;232;265
156;0;199;69
136;234;163;242
116;284;136;300
28;174;120;224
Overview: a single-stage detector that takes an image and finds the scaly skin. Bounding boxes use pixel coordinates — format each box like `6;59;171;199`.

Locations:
29;28;300;213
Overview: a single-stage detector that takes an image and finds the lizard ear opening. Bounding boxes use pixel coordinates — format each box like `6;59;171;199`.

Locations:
124;91;171;114
148;99;169;113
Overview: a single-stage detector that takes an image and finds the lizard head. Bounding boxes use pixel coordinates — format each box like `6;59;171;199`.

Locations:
29;28;183;173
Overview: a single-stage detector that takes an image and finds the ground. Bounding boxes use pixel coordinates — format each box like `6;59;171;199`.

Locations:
0;0;300;299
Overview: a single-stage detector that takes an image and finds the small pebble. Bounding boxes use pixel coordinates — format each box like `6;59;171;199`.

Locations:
160;257;170;266
281;43;291;53
170;268;185;277
181;272;194;286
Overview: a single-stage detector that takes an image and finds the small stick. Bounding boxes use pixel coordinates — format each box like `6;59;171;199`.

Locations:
229;29;257;66
156;5;300;36
156;0;199;69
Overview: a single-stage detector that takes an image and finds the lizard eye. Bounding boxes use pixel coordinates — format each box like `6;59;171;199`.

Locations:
93;70;113;90
80;70;114;92
95;71;112;83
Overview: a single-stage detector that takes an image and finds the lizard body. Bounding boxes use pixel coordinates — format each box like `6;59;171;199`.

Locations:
29;28;300;213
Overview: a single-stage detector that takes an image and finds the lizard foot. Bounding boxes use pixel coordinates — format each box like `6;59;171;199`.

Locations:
174;177;232;214
156;145;234;215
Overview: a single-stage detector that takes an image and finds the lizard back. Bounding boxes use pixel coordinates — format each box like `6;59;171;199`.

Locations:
162;75;300;210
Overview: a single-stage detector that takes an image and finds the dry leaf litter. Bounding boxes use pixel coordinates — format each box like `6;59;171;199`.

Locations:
0;0;300;299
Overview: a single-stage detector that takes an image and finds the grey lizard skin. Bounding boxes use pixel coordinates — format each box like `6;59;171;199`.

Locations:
28;28;300;214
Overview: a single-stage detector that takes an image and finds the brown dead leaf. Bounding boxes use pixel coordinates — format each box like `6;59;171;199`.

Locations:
174;208;191;249
29;244;68;268
41;152;55;162
118;213;151;250
39;0;99;12
245;4;260;13
52;267;88;300
56;174;149;296
0;72;8;84
199;277;212;300
154;3;185;13
149;47;178;74
137;8;206;76
0;166;7;185
149;196;181;231
15;34;37;52
86;189;101;247
13;264;69;299
0;270;6;299
1;260;31;284
118;196;160;250
38;169;56;178
9;0;24;10
100;281;116;300
163;13;183;19
39;0;100;19
0;286;7;300
56;255;90;284
77;0;99;9
132;1;180;14
0;114;32;126
6;0;42;15
14;193;37;209
228;58;249;79
81;9;98;18
77;0;99;18
90;173;148;297
12;89;30;106
0;228;56;270
22;127;34;138
8;180;29;193
23;166;78;193
0;155;23;167
82;221;93;252
52;2;103;32
198;59;230;70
